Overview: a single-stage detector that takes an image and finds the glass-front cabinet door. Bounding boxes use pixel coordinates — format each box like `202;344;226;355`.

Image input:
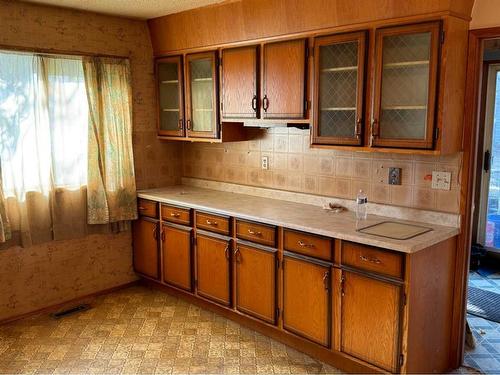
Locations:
312;31;366;145
156;56;184;137
371;22;440;149
185;52;218;138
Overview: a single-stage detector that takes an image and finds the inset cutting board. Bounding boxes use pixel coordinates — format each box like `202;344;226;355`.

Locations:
357;221;432;240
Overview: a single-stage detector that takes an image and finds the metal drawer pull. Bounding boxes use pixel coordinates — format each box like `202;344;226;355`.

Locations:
224;245;230;260
234;247;241;263
359;255;381;264
247;229;262;236
322;271;330;291
138;206;147;211
161;229;166;241
297;240;314;248
170;212;181;218
206;219;218;226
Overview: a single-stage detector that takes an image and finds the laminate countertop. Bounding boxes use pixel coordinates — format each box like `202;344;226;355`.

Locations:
138;185;459;254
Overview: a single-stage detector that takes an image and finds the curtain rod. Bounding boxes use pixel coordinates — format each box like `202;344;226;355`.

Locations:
0;44;131;60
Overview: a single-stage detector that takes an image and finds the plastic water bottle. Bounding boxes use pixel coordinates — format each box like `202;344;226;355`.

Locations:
356;190;367;220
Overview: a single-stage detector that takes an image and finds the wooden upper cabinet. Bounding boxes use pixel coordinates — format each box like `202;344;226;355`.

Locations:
235;242;277;324
156;56;184;137
283;254;331;347
162;223;193;291
339;270;401;372
312;31;366;146
262;39;307;119
371;22;441;149
221;46;259;120
185;51;219;138
132;217;160;280
196;233;231;306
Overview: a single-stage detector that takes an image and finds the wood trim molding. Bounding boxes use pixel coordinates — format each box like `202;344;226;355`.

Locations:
0;280;139;325
451;26;500;367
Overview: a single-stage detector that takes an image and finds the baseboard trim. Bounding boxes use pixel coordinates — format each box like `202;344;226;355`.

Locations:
0;280;139;325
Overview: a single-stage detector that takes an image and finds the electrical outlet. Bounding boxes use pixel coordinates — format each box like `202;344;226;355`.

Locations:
388;167;402;185
431;171;451;190
261;156;269;170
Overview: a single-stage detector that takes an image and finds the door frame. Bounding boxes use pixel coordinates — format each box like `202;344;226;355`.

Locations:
452;26;500;367
477;63;500;247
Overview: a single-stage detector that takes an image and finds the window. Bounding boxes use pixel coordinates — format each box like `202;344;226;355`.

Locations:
0;51;88;199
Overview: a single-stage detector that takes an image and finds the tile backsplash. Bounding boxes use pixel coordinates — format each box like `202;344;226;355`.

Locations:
183;127;462;214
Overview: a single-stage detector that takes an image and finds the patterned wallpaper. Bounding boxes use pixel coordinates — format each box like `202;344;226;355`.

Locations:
0;0;181;321
183;127;463;214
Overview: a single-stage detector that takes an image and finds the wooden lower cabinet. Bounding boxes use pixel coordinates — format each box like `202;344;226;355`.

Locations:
338;269;402;373
283;253;331;347
196;232;231;306
162;223;193;291
235;242;277;324
132;217;160;279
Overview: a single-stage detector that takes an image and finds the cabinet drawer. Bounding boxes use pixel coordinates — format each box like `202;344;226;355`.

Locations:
196;212;230;235
137;199;157;218
341;242;403;279
284;230;332;261
236;220;276;247
161;205;191;225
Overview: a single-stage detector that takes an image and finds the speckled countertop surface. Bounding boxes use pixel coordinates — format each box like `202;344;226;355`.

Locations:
138;185;459;254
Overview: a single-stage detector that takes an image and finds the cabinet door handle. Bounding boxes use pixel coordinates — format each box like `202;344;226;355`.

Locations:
224;244;230;260
234;247;241;263
262;95;269;112
371;119;379;137
355;117;362;138
170;212;180;218
206;219;218;226
247;229;262;237
152;225;158;240
161;228;165;241
359;255;381;264
186;119;191;130
322;271;330;291
252;95;258;112
178;119;184;129
138;206;147;211
297;240;314;248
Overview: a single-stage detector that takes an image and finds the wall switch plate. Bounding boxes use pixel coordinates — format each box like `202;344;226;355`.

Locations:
261;156;269;170
432;171;451;190
388;167;402;185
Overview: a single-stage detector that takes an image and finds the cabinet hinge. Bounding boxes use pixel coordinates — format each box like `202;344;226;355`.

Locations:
402;293;407;306
440;30;445;44
399;354;404;367
434;127;439;140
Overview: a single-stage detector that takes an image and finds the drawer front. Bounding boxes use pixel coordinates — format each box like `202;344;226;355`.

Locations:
284;230;332;261
342;242;403;279
137;198;157;218
236;220;276;247
161;204;191;225
196;212;230;235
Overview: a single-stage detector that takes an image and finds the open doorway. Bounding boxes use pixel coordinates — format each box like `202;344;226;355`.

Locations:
465;38;500;373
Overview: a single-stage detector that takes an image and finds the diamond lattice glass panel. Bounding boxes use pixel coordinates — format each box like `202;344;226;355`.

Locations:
158;62;180;131
190;58;214;132
379;31;431;140
318;41;358;138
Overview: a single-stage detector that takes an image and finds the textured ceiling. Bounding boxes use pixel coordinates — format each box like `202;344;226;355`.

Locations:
22;0;227;19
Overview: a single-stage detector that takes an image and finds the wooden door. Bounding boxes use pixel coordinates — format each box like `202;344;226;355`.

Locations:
371;22;440;149
196;233;231;306
235;242;277;324
156;56;185;137
162;223;192;291
132;218;159;279
283;253;331;347
221;46;259;120
340;270;401;372
312;31;366;146
262;39;307;119
185;51;219;138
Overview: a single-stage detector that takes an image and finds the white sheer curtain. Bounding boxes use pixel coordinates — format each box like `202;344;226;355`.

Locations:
0;52;89;245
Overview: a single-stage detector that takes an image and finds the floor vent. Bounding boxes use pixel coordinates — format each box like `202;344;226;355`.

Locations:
51;304;91;319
